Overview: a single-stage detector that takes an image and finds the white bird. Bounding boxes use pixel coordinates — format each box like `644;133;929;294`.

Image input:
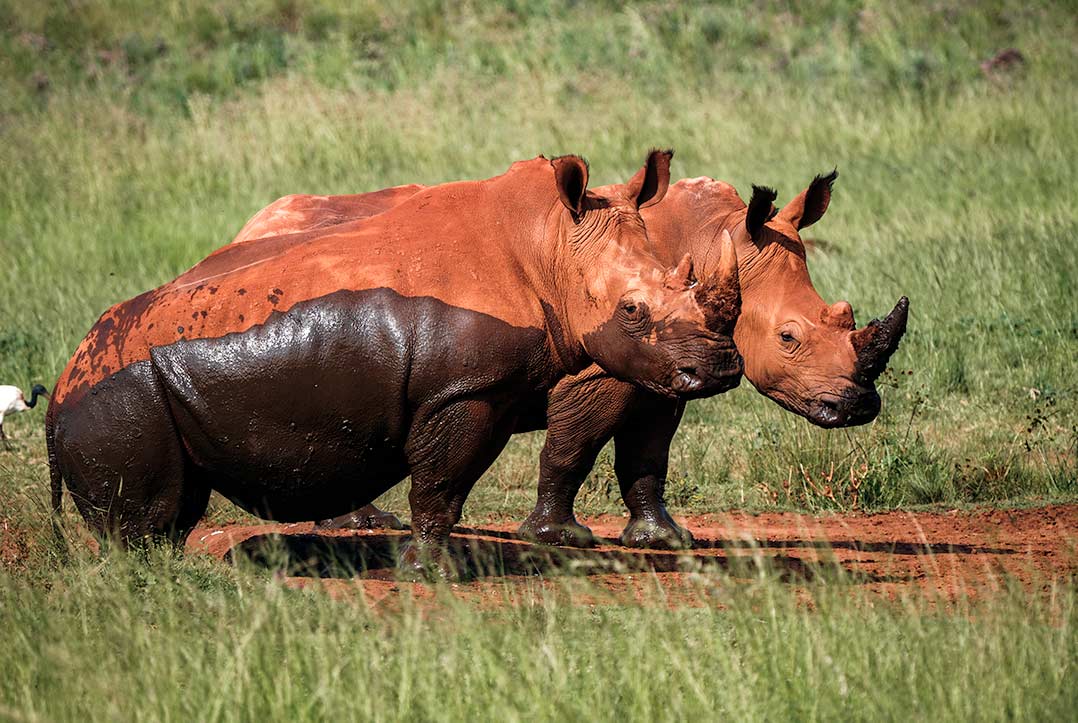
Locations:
0;384;48;442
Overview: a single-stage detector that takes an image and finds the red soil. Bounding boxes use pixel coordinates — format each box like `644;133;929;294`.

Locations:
187;505;1078;610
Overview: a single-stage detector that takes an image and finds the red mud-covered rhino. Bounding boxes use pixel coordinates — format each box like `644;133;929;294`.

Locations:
231;170;908;549
46;152;744;577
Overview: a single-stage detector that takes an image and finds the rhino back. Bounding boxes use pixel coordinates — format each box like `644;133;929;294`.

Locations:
52;159;557;409
232;184;428;244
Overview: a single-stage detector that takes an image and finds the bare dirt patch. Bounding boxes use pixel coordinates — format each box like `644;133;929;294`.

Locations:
187;505;1078;609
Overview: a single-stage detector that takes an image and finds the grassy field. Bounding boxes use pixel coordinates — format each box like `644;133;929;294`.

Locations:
1;1;1076;719
2;546;1075;721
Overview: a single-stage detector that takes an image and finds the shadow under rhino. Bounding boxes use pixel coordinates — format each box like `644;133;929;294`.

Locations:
224;528;906;584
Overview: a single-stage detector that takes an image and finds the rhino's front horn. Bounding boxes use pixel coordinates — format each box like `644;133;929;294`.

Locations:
850;296;909;383
695;230;741;330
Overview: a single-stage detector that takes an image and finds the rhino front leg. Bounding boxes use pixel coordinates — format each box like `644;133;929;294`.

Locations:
314;504;406;531
518;371;636;547
517;428;608;548
614;396;693;550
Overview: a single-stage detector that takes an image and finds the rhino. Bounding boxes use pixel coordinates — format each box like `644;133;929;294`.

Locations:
230;169;908;548
46;151;744;577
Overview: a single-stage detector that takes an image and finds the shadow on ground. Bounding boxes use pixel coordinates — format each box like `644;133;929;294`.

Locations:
453;525;1017;556
225;527;913;584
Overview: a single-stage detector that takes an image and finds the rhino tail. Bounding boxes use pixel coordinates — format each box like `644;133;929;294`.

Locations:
45;405;69;560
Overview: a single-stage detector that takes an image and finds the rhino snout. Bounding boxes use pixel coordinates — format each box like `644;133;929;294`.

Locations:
668;346;743;399
807;388;881;428
672;369;705;395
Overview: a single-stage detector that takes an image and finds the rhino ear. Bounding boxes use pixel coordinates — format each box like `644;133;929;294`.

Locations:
626;149;673;209
746;184;778;242
778;169;837;230
551;155;590;218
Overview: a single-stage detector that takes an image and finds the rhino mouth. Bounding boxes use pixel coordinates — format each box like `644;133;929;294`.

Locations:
806;389;881;428
672;369;706;395
667;356;743;399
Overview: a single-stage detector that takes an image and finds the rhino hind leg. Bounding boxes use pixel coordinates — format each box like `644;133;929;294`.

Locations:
53;362;210;548
314;503;406;531
613;396;693;551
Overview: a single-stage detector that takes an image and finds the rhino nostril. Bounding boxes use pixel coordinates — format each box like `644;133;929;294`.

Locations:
820;398;839;412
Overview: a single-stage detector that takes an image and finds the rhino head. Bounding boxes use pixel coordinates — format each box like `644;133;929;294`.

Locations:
555;150;743;398
733;171;908;427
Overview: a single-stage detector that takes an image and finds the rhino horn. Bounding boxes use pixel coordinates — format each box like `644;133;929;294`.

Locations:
695;230;741;329
850;296;909;383
666;253;696;290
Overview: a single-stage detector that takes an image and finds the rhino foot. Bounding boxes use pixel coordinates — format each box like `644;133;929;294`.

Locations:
315;504;407;531
396;539;463;582
619;515;694;550
517;516;597;548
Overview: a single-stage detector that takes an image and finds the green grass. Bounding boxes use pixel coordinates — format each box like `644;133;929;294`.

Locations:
2;547;1076;722
0;1;1076;718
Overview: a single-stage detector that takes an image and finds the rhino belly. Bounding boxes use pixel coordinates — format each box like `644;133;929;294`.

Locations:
148;287;549;521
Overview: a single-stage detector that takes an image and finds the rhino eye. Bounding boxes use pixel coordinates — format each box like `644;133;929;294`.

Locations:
619;300;650;332
780;331;798;344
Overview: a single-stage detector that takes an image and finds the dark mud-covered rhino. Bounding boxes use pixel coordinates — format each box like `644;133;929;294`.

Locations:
46;152;743;577
230;170;908;549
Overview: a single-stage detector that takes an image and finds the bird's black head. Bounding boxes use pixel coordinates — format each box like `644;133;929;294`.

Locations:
26;384;49;408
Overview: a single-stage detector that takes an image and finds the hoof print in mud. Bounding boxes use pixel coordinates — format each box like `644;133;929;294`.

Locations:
619;518;694;551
